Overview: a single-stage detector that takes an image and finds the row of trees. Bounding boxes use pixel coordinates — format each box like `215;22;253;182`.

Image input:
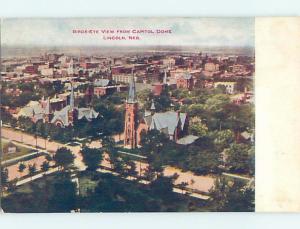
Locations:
139;129;254;176
2;135;254;212
1;81;65;109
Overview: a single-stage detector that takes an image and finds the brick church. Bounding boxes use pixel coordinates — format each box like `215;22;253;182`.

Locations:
124;69;189;149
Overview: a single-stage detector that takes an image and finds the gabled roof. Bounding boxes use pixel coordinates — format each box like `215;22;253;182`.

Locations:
51;105;70;126
177;135;199;145
51;105;99;127
78;108;99;121
182;72;192;80
17;102;45;119
147;111;187;136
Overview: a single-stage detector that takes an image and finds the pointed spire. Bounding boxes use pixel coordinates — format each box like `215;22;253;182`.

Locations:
128;67;137;103
163;68;168;85
70;82;75;109
150;99;156;111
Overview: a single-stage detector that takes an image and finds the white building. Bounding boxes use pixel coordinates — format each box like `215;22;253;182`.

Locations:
214;82;236;94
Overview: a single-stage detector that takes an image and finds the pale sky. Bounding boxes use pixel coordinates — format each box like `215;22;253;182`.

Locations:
2;18;254;47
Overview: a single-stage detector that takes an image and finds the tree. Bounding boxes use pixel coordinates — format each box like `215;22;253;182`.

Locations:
223;103;254;134
140;130;183;179
225;143;251;174
177;181;189;194
36;120;46;137
123;158;138;179
113;157;126;177
18;163;26;173
101;136;118;170
184;141;220;175
1;167;9;188
187;104;205;117
28;164;37;179
208;177;228;210
209;177;254;212
41;161;50;174
150;175;175;200
45;154;53;162
137;89;152;105
53;147;75;170
7;179;18;193
204;94;231;130
81;147;103;171
48;174;77;212
211;129;235;153
189;119;208;137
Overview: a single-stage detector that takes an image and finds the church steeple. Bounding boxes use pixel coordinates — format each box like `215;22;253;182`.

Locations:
124;67;138;149
70;82;75;110
128;68;137;103
150;99;155;110
150;99;156;115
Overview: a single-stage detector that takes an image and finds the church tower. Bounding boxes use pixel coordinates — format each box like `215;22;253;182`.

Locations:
68;82;78;125
124;68;138;149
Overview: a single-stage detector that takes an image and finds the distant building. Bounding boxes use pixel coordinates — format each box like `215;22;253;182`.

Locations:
23;65;38;75
152;69;168;96
230;64;246;73
40;68;54;77
214;81;236;94
17;84;99;127
204;62;219;72
176;72;194;90
3;142;18;154
50;85;99;127
93;79;128;97
80;62;99;69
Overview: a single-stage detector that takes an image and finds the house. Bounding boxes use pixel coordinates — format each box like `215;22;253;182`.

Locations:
204;62;219;72
214;82;236;94
176;72;194;90
3;142;18;154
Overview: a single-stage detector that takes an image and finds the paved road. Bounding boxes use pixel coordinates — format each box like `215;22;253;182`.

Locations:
2;127;215;194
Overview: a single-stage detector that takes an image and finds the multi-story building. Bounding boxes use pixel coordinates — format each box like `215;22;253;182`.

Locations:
176;72;194;90
214;81;237;94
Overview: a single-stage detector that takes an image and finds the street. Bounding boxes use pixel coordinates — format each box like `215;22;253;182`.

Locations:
2;127;215;194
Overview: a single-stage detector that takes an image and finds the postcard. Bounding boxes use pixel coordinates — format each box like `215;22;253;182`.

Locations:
0;17;298;213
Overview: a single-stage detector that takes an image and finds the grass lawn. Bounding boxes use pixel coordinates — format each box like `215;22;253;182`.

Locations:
3;171;211;212
2;138;33;161
78;175;98;196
